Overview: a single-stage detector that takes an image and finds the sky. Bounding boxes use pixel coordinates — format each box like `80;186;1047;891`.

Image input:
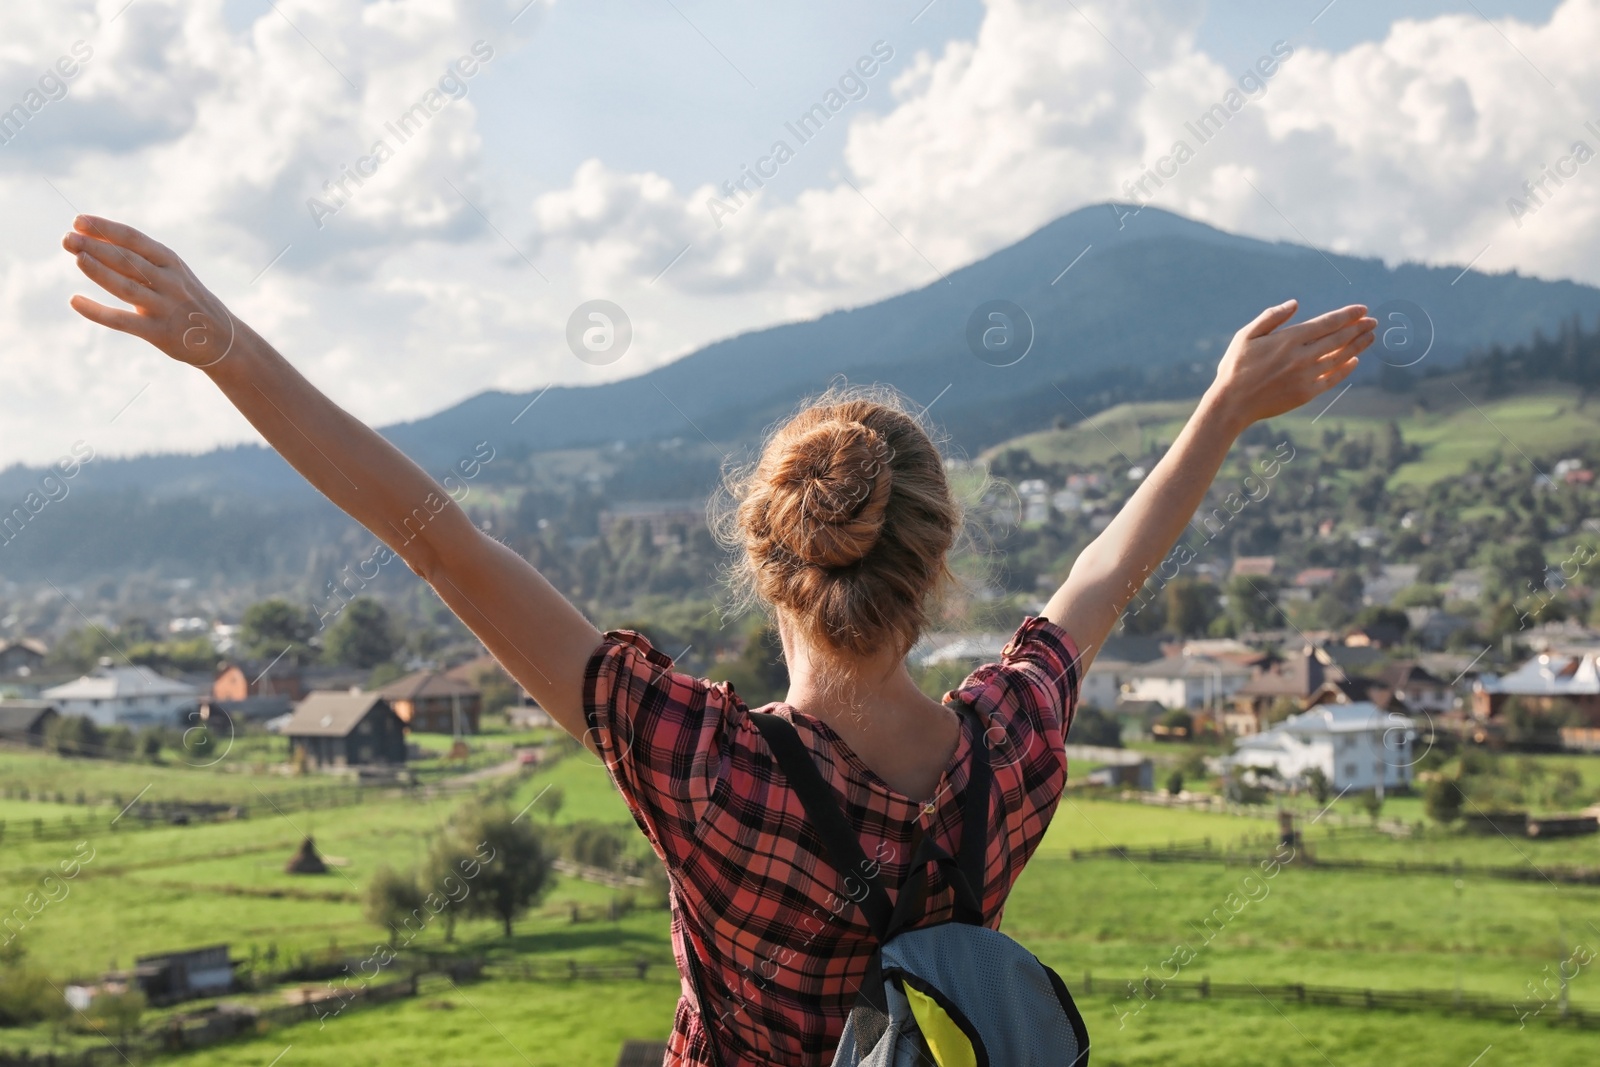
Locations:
0;0;1591;468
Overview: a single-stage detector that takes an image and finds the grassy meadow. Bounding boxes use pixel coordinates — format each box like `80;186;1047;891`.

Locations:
2;741;1598;1065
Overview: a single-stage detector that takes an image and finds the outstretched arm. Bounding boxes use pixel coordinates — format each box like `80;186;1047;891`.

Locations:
62;215;603;739
1042;299;1376;674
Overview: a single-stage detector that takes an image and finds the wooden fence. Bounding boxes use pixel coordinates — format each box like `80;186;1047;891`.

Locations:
1083;973;1599;1029
1064;839;1600;885
0;961;484;1066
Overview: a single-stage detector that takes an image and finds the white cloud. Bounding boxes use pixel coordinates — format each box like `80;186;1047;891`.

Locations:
536;0;1600;300
0;0;1597;468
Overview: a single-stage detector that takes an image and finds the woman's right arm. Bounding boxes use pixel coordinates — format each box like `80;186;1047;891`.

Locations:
62;215;604;739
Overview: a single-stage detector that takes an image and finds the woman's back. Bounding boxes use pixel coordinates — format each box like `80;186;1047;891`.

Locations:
585;614;1083;1065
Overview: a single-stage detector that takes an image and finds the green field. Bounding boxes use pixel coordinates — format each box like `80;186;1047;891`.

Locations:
986;382;1598;487
3;744;1599;1065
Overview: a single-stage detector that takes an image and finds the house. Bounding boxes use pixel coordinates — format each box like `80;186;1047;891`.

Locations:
1373;661;1456;715
375;669;481;734
285;692;407;768
42;667;202;729
1066;744;1155;790
1343;620;1406;649
1405;607;1475;650
1122;655;1252;711
212;660;305;702
1362;564;1420;606
0;700;58;745
0;638;47;676
1230;556;1276;578
508;703;554;729
1226;646;1344;736
1304;676;1399;711
1081;658;1138;709
598;501;705;546
1221;702;1416;793
910;632;1013;669
131;945;234;1004
1472;651;1600;723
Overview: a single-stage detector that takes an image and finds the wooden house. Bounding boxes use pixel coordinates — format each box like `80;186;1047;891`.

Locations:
0;700;59;745
285;692;407;768
376;669;481;734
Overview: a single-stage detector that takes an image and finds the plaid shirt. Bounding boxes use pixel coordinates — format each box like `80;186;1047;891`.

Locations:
582;615;1081;1065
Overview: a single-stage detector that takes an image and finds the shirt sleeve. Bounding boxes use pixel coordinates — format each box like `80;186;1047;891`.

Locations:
582;630;734;869
949;615;1083;757
946;615;1083;875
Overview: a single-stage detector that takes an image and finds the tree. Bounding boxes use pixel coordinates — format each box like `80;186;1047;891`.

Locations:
240;598;318;666
90;987;146;1044
473;665;518;717
323;597;401;670
1359;789;1385;825
365;865;426;947
1166;770;1184;796
1481;538;1548;602
718;625;789;707
1424;776;1464;825
104;726;136;759
455;807;554;937
0;941;62;1029
1225;575;1281;633
1302;766;1331;804
1066;706;1122;748
1165;578;1220;638
1155;708;1193;740
45;715;103;758
140;731;163;761
535;786;565;825
422;837;486;943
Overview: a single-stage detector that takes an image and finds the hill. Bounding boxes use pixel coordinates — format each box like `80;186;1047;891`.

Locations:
9;202;1600;503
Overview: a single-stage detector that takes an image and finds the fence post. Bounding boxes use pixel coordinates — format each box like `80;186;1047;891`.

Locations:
1200;976;1210;999
1084;971;1092;995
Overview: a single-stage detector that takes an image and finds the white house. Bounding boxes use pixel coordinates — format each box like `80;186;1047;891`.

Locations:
42;667;202;729
1122;656;1253;710
1221;702;1416;792
1081;658;1137;709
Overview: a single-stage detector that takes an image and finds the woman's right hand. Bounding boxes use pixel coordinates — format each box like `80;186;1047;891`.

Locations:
63;214;241;370
1206;299;1376;433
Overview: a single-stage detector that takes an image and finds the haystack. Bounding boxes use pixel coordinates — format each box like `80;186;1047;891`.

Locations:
285;835;329;874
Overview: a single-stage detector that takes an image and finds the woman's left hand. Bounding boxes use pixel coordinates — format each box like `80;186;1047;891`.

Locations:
1208;299;1376;432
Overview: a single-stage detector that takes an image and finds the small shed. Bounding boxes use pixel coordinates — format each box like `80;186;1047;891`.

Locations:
133;944;233;1004
285;692;406;768
0;700;59;745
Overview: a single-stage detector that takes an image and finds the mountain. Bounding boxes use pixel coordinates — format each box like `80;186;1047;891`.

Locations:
7;202;1600;504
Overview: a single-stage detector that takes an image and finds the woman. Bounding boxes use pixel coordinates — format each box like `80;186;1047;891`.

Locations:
62;214;1375;1064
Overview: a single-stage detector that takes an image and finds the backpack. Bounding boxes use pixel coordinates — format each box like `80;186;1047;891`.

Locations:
683;701;1090;1066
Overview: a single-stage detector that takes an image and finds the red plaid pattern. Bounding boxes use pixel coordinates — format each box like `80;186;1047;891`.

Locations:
582;615;1081;1065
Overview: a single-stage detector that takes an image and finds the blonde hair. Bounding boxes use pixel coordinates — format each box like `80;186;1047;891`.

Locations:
713;385;960;660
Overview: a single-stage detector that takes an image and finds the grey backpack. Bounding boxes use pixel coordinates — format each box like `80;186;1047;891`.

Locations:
685;703;1090;1065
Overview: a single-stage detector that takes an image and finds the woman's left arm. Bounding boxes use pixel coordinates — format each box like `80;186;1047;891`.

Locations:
62;215;603;738
1041;299;1376;675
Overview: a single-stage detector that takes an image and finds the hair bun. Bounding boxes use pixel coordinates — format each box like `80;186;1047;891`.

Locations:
766;420;894;568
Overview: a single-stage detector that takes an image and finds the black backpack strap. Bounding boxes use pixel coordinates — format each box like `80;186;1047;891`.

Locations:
671;878;728;1067
750;711;896;940
949;699;993;926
